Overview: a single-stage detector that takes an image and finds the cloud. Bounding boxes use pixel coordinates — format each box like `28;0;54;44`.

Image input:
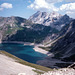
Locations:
46;0;63;3
66;11;75;14
27;0;58;11
59;3;75;11
59;3;75;18
66;11;75;18
28;0;75;18
1;3;13;9
0;3;13;11
64;0;75;2
28;0;75;12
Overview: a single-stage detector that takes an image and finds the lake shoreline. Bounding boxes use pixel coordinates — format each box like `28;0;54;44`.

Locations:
0;41;48;55
33;46;48;55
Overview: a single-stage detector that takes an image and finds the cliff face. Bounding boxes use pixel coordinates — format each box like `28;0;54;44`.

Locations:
50;20;75;62
37;20;75;68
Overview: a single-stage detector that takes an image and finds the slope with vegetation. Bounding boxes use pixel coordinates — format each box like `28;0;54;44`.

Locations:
0;16;58;43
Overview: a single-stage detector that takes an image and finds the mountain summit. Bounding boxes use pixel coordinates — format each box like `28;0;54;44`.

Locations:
29;11;61;25
29;11;72;30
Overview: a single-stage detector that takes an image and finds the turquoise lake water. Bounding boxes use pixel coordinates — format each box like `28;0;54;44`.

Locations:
0;43;47;64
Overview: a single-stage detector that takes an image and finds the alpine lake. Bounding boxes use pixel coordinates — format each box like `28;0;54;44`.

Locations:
0;43;47;64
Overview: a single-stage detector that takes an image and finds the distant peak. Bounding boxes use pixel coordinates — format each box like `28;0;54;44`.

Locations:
36;11;48;14
36;11;41;14
36;11;61;16
37;11;41;13
62;14;70;18
64;14;69;17
10;16;14;18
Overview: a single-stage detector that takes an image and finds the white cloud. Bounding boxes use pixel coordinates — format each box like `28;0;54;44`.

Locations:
66;11;75;18
64;0;75;2
46;0;63;3
60;3;75;11
1;3;13;9
0;3;13;11
27;0;58;11
28;0;75;13
66;11;75;14
59;3;75;18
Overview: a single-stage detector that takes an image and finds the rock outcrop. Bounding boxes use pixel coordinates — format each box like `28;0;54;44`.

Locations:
29;11;72;30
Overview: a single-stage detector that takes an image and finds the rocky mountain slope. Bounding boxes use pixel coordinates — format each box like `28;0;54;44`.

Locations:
50;20;75;62
0;13;74;61
0;12;73;44
0;16;32;39
29;12;75;69
42;68;75;75
0;16;58;43
29;11;72;30
37;20;75;68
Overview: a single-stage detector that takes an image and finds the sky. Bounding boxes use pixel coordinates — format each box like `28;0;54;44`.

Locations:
0;0;75;19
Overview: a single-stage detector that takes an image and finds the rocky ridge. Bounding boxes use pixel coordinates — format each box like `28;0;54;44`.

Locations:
0;16;58;43
29;11;72;30
37;20;75;68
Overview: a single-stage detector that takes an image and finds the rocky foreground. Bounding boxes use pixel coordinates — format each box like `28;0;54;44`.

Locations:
0;53;36;75
0;52;75;75
41;68;75;75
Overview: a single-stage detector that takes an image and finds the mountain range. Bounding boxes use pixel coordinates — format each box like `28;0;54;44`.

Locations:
0;11;72;43
0;11;75;68
0;16;58;43
50;20;75;62
29;11;72;30
37;20;75;68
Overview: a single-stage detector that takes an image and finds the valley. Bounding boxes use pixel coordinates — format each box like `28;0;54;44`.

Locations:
0;11;75;75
